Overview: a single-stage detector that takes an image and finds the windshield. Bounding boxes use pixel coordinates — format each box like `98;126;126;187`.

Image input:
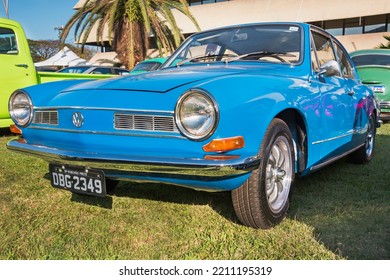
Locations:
164;24;302;68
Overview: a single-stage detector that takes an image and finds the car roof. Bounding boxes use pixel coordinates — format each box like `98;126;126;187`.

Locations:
189;21;308;37
349;49;390;57
139;57;167;63
66;66;90;68
65;65;125;68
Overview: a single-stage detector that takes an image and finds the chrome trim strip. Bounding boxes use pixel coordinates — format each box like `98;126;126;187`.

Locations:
27;125;185;139
310;143;364;172
312;130;357;145
33;106;174;115
7;139;260;180
380;101;390;109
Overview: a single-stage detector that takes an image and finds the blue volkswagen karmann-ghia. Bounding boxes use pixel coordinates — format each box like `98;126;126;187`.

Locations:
7;22;380;229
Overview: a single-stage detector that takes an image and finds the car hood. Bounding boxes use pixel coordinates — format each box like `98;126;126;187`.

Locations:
61;63;303;94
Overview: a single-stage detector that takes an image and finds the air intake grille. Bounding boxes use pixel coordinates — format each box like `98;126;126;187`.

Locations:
33;110;59;125
114;113;178;132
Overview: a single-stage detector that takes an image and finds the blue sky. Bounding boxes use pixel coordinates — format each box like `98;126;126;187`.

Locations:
0;0;78;41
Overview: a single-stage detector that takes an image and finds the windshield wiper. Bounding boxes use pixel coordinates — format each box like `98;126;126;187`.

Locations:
227;51;296;63
176;53;238;67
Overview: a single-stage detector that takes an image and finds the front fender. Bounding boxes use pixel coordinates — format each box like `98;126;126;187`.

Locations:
196;74;314;157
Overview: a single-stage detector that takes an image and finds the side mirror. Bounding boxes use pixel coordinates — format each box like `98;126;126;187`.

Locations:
319;60;341;77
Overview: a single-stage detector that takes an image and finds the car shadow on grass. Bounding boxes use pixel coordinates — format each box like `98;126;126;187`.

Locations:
65;176;238;223
0;127;12;137
70;193;114;209
103;132;389;260
113;181;239;223
289;133;390;260
49;129;389;260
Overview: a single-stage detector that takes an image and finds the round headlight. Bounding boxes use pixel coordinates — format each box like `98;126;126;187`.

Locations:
9;90;33;127
175;89;219;140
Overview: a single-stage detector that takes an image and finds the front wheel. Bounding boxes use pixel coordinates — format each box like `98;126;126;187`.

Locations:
232;119;295;229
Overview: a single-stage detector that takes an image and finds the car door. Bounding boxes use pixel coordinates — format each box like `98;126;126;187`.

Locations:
311;29;358;161
0;23;37;123
332;40;369;146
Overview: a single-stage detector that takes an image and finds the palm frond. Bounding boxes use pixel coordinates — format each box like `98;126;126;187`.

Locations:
60;0;200;68
378;35;390;49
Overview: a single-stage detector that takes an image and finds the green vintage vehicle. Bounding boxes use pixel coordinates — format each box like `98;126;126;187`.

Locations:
350;49;390;120
0;18;113;128
129;57;167;75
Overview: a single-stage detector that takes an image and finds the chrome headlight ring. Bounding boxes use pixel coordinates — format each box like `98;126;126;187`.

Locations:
175;89;219;141
9;90;33;127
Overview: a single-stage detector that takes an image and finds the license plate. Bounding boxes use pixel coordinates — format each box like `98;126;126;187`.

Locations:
49;164;106;197
370;85;385;94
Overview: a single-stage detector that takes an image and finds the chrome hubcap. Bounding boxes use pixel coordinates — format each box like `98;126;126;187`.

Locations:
265;136;292;213
365;121;374;157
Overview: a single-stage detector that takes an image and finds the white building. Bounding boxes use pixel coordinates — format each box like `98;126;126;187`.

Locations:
174;0;390;51
74;0;390;64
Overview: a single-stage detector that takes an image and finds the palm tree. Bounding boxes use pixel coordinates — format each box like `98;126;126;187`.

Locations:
2;0;9;18
378;35;390;49
61;0;200;69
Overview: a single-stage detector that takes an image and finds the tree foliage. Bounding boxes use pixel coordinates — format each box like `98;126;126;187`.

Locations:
60;0;200;69
378;35;390;49
28;39;96;63
28;40;60;62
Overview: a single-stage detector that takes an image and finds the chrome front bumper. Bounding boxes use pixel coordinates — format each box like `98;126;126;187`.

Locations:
380;101;390;121
380;101;390;110
7;138;260;181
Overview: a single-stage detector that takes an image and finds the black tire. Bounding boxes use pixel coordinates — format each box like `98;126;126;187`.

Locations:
232;118;295;229
350;114;376;164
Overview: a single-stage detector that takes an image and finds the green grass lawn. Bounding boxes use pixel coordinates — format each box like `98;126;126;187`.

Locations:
0;124;389;260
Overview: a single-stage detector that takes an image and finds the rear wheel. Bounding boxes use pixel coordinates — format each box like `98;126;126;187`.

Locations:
350;114;376;164
232;118;295;229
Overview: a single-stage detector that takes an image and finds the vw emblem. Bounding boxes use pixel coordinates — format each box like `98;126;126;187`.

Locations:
72;112;84;128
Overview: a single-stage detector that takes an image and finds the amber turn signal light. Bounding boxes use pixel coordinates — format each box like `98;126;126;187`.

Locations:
10;124;22;135
203;136;245;153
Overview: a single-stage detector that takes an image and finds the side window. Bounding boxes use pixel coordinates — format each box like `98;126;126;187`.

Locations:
311;31;336;68
333;41;355;79
114;69;130;75
310;36;320;72
0;27;18;55
92;68;112;74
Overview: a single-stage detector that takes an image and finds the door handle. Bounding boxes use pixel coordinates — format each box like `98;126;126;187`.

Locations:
15;64;29;68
